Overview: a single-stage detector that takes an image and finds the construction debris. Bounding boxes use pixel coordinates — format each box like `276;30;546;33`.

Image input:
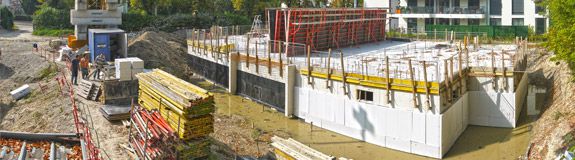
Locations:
9;84;31;100
271;136;335;160
99;105;131;121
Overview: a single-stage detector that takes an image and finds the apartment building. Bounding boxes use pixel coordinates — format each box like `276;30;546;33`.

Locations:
365;0;549;34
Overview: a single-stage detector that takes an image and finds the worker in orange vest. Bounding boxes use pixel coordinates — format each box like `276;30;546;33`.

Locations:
80;54;90;79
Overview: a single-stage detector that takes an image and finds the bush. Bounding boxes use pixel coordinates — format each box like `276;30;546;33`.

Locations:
121;11;155;32
32;28;74;36
0;6;14;30
121;13;214;32
33;5;72;30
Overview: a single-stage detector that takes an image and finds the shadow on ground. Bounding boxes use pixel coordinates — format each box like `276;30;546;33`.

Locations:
0;63;14;79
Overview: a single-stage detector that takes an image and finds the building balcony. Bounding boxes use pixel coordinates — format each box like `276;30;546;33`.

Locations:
391;6;486;19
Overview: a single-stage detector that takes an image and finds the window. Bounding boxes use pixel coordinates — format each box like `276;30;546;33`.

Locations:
357;90;374;101
536;5;545;14
512;18;524;26
425;18;435;25
408;0;417;7
468;19;480;25
468;0;479;7
407;18;417;32
536;18;546;34
490;18;501;26
490;0;502;15
512;0;524;15
437;18;449;25
453;19;460;25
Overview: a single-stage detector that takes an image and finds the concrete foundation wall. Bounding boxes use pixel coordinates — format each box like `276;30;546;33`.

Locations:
294;86;468;158
441;93;469;156
466;75;524;128
188;55;229;88
237;70;286;111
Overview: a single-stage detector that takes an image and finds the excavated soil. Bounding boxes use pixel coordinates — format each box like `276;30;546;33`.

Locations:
128;31;195;81
527;49;575;159
0;38;75;133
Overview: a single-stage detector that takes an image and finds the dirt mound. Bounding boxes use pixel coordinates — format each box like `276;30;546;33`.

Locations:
527;50;575;159
127;31;194;80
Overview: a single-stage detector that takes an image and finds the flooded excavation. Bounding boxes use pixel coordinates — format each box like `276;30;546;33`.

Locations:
194;79;533;159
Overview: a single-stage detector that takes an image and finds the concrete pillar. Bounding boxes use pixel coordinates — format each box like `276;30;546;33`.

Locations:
228;53;239;94
284;65;296;117
501;0;512;25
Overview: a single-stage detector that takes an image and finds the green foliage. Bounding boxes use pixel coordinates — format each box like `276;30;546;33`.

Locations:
32;5;72;30
21;0;40;15
39;0;73;9
0;6;14;30
37;63;58;80
32;28;74;36
121;12;155;32
540;0;575;67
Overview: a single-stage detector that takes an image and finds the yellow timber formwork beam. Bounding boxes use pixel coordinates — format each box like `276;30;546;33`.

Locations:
300;69;441;95
187;40;235;53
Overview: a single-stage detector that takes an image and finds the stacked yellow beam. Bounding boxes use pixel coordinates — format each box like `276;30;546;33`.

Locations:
136;69;214;158
187;40;235;53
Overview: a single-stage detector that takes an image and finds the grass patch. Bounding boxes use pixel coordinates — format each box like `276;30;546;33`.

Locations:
32;28;73;37
37;63;58;80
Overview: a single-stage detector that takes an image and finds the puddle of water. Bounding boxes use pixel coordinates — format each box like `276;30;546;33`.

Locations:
197;81;532;159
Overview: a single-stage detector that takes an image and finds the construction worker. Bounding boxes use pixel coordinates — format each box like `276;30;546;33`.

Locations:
71;56;80;85
32;43;38;52
93;53;106;80
80;54;90;79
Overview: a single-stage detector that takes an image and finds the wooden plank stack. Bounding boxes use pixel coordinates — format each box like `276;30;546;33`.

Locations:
135;69;214;159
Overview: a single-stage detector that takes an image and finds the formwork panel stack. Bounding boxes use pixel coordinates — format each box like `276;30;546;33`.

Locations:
134;69;215;159
267;8;387;53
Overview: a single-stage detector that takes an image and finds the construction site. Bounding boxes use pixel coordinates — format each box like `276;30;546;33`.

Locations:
0;2;564;160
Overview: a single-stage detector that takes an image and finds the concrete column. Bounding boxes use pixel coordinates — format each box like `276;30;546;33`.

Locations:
523;0;536;28
501;0;512;25
284;65;296;117
228;53;239;94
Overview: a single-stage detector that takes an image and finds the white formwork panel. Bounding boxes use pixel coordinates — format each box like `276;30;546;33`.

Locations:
294;87;309;118
411;141;441;158
411;111;427;144
468;91;515;128
364;103;388;144
344;99;366;131
333;95;346;125
309;90;326;121
462;93;469;129
385;109;413;153
425;113;441;147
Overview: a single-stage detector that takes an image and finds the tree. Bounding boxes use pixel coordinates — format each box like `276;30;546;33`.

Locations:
539;0;575;70
0;6;14;30
21;0;40;15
